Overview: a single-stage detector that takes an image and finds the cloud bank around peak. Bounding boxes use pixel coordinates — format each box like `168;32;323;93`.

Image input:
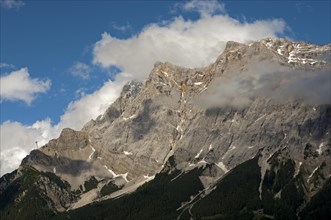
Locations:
195;60;331;109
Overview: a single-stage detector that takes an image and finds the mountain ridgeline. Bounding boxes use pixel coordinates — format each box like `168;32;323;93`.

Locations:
1;38;331;219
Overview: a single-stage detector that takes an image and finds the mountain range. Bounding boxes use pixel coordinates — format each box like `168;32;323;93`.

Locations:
1;38;331;220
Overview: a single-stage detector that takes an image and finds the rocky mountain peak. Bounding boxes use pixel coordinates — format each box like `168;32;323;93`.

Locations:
260;37;331;66
224;40;246;52
120;80;144;99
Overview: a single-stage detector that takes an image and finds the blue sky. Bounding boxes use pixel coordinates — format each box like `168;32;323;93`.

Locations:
0;0;330;175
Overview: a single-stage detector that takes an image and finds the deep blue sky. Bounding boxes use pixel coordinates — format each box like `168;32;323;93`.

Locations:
1;0;330;126
225;1;330;44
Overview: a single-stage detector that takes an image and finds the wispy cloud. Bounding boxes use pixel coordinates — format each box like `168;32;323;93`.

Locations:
75;87;87;98
174;0;226;17
69;62;92;80
295;2;314;14
111;22;132;32
0;0;25;9
0;62;16;69
0;67;51;104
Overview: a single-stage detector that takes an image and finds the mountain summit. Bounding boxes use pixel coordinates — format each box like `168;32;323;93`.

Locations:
1;38;330;219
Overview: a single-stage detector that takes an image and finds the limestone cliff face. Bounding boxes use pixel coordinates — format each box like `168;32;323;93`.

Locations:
14;38;331;210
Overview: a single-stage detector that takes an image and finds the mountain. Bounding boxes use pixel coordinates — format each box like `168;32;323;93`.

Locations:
1;38;331;219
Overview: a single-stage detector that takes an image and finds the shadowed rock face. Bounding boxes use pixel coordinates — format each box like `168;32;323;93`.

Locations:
22;150;92;177
131;99;157;141
3;38;330;213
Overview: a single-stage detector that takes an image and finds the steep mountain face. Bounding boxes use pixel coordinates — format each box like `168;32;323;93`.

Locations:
1;38;330;219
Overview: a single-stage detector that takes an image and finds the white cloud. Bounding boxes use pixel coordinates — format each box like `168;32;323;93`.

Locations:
0;119;55;175
0;68;51;104
69;62;91;80
93;13;286;79
57;76;126;130
0;0;25;9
